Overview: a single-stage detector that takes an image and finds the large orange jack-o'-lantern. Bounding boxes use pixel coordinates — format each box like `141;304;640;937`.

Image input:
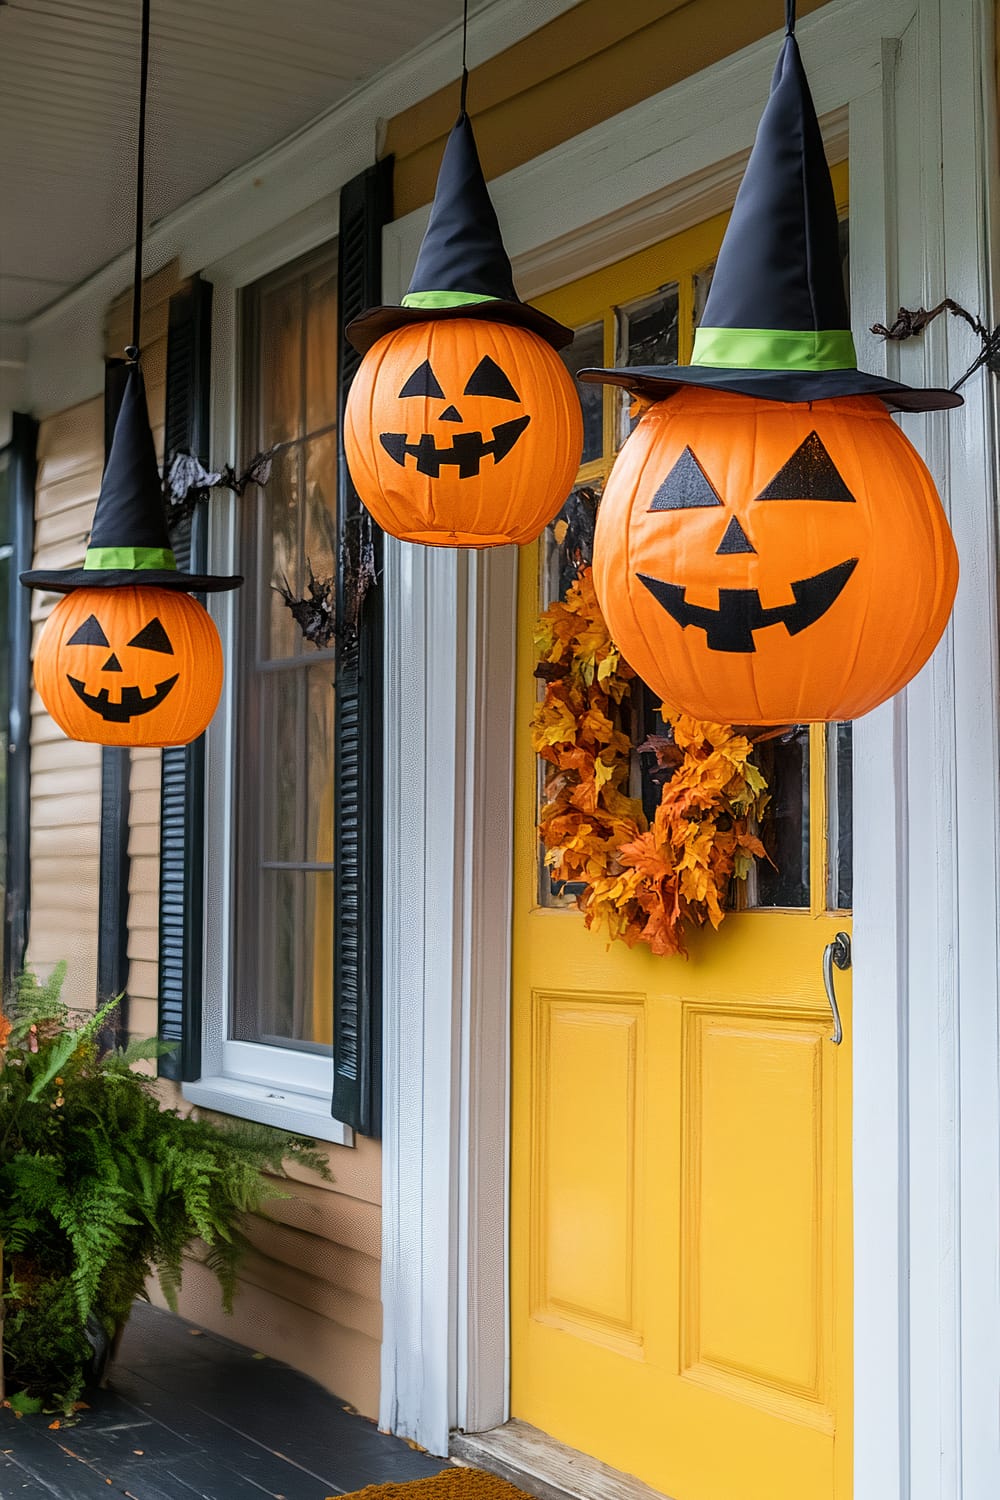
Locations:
344;320;582;547
583;5;961;722
592;389;958;723
346;108;582;547
33;587;224;748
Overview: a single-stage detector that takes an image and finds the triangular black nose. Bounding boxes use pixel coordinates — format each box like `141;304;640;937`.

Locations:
439;405;463;423
716;516;756;555
102;652;123;672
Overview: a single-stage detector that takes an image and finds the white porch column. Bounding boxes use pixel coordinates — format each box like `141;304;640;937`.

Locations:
380;538;517;1453
852;3;1000;1497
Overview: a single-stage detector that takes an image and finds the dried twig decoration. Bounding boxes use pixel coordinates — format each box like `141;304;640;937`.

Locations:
274;563;337;650
164;446;278;528
871;298;1000;393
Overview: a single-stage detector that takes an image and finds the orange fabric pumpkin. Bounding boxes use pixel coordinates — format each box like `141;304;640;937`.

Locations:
344;318;583;547
34;586;224;747
593;389;958;723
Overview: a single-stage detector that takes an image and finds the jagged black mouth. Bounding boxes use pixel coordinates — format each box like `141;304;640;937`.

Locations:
67;674;179;723
637;559;859;653
379;415;531;478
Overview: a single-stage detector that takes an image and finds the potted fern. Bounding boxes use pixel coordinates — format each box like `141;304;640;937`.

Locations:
0;965;329;1414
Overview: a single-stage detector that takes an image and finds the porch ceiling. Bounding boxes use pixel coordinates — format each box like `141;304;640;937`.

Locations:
0;0;469;325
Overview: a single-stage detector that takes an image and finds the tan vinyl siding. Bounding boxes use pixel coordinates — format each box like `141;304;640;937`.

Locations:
148;1119;383;1417
26;396;104;1009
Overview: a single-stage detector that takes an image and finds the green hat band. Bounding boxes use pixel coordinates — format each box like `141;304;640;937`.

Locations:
400;290;500;311
692;326;858;372
83;546;177;572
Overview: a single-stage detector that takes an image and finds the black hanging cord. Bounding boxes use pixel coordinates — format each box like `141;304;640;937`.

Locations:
126;0;152;361
785;0;795;34
459;0;469;113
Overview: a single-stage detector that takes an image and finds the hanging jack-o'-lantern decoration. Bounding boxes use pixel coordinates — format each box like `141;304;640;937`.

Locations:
345;98;582;547
593;388;958;722
22;365;241;747
583;1;961;724
345;318;582;547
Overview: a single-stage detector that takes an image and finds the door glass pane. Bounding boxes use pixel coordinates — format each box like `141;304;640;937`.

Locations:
559;320;604;465
536;484;601;908
748;726;810;909
827;721;852;909
615;285;679;446
542;482;600;608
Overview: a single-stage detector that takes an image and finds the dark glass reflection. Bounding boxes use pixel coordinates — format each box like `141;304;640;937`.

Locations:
829;721;853;909
752;726;810;908
560;321;604;465
625;287;679;367
617;287;679;443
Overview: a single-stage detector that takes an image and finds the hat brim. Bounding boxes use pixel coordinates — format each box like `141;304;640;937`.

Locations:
347;298;574;354
578;363;963;413
19;569;243;594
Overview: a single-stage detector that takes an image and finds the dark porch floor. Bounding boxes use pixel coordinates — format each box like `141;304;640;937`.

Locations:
1;1301;448;1499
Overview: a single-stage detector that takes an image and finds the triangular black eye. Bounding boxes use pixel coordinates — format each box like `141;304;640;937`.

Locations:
399;361;445;399
754;432;856;502
649;448;723;510
127;617;173;655
67;614;109;647
463;356;520;401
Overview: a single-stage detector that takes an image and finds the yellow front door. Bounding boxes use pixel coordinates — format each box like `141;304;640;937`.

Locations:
510;186;853;1500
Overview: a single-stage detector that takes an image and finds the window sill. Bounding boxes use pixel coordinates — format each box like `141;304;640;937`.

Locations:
182;1076;354;1147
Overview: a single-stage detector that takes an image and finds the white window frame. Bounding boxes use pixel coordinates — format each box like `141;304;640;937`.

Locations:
182;199;353;1147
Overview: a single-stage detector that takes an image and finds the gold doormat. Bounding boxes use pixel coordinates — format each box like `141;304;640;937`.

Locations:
339;1466;537;1500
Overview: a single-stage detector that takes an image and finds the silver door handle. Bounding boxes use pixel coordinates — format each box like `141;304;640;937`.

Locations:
823;931;851;1045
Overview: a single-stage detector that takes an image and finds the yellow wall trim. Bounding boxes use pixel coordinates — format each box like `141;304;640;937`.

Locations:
386;0;832;219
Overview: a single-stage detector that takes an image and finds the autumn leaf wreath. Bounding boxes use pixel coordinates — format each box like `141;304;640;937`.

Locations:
532;568;770;957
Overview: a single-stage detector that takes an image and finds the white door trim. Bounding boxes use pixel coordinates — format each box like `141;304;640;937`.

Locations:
379;6;1000;1498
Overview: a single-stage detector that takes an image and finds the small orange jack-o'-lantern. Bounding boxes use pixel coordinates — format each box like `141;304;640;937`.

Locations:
34;586;224;747
344;319;583;547
593;388;958;723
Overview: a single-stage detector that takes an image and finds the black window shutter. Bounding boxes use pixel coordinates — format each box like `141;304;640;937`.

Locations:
97;361;131;1043
333;158;392;1135
157;275;212;1080
4;413;38;995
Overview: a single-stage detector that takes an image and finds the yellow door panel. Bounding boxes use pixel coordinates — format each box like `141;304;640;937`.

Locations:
530;994;644;1347
681;1006;832;1420
510;186;852;1500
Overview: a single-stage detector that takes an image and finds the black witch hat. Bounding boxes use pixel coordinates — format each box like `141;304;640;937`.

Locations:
347;109;573;354
21;363;242;594
580;5;960;413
